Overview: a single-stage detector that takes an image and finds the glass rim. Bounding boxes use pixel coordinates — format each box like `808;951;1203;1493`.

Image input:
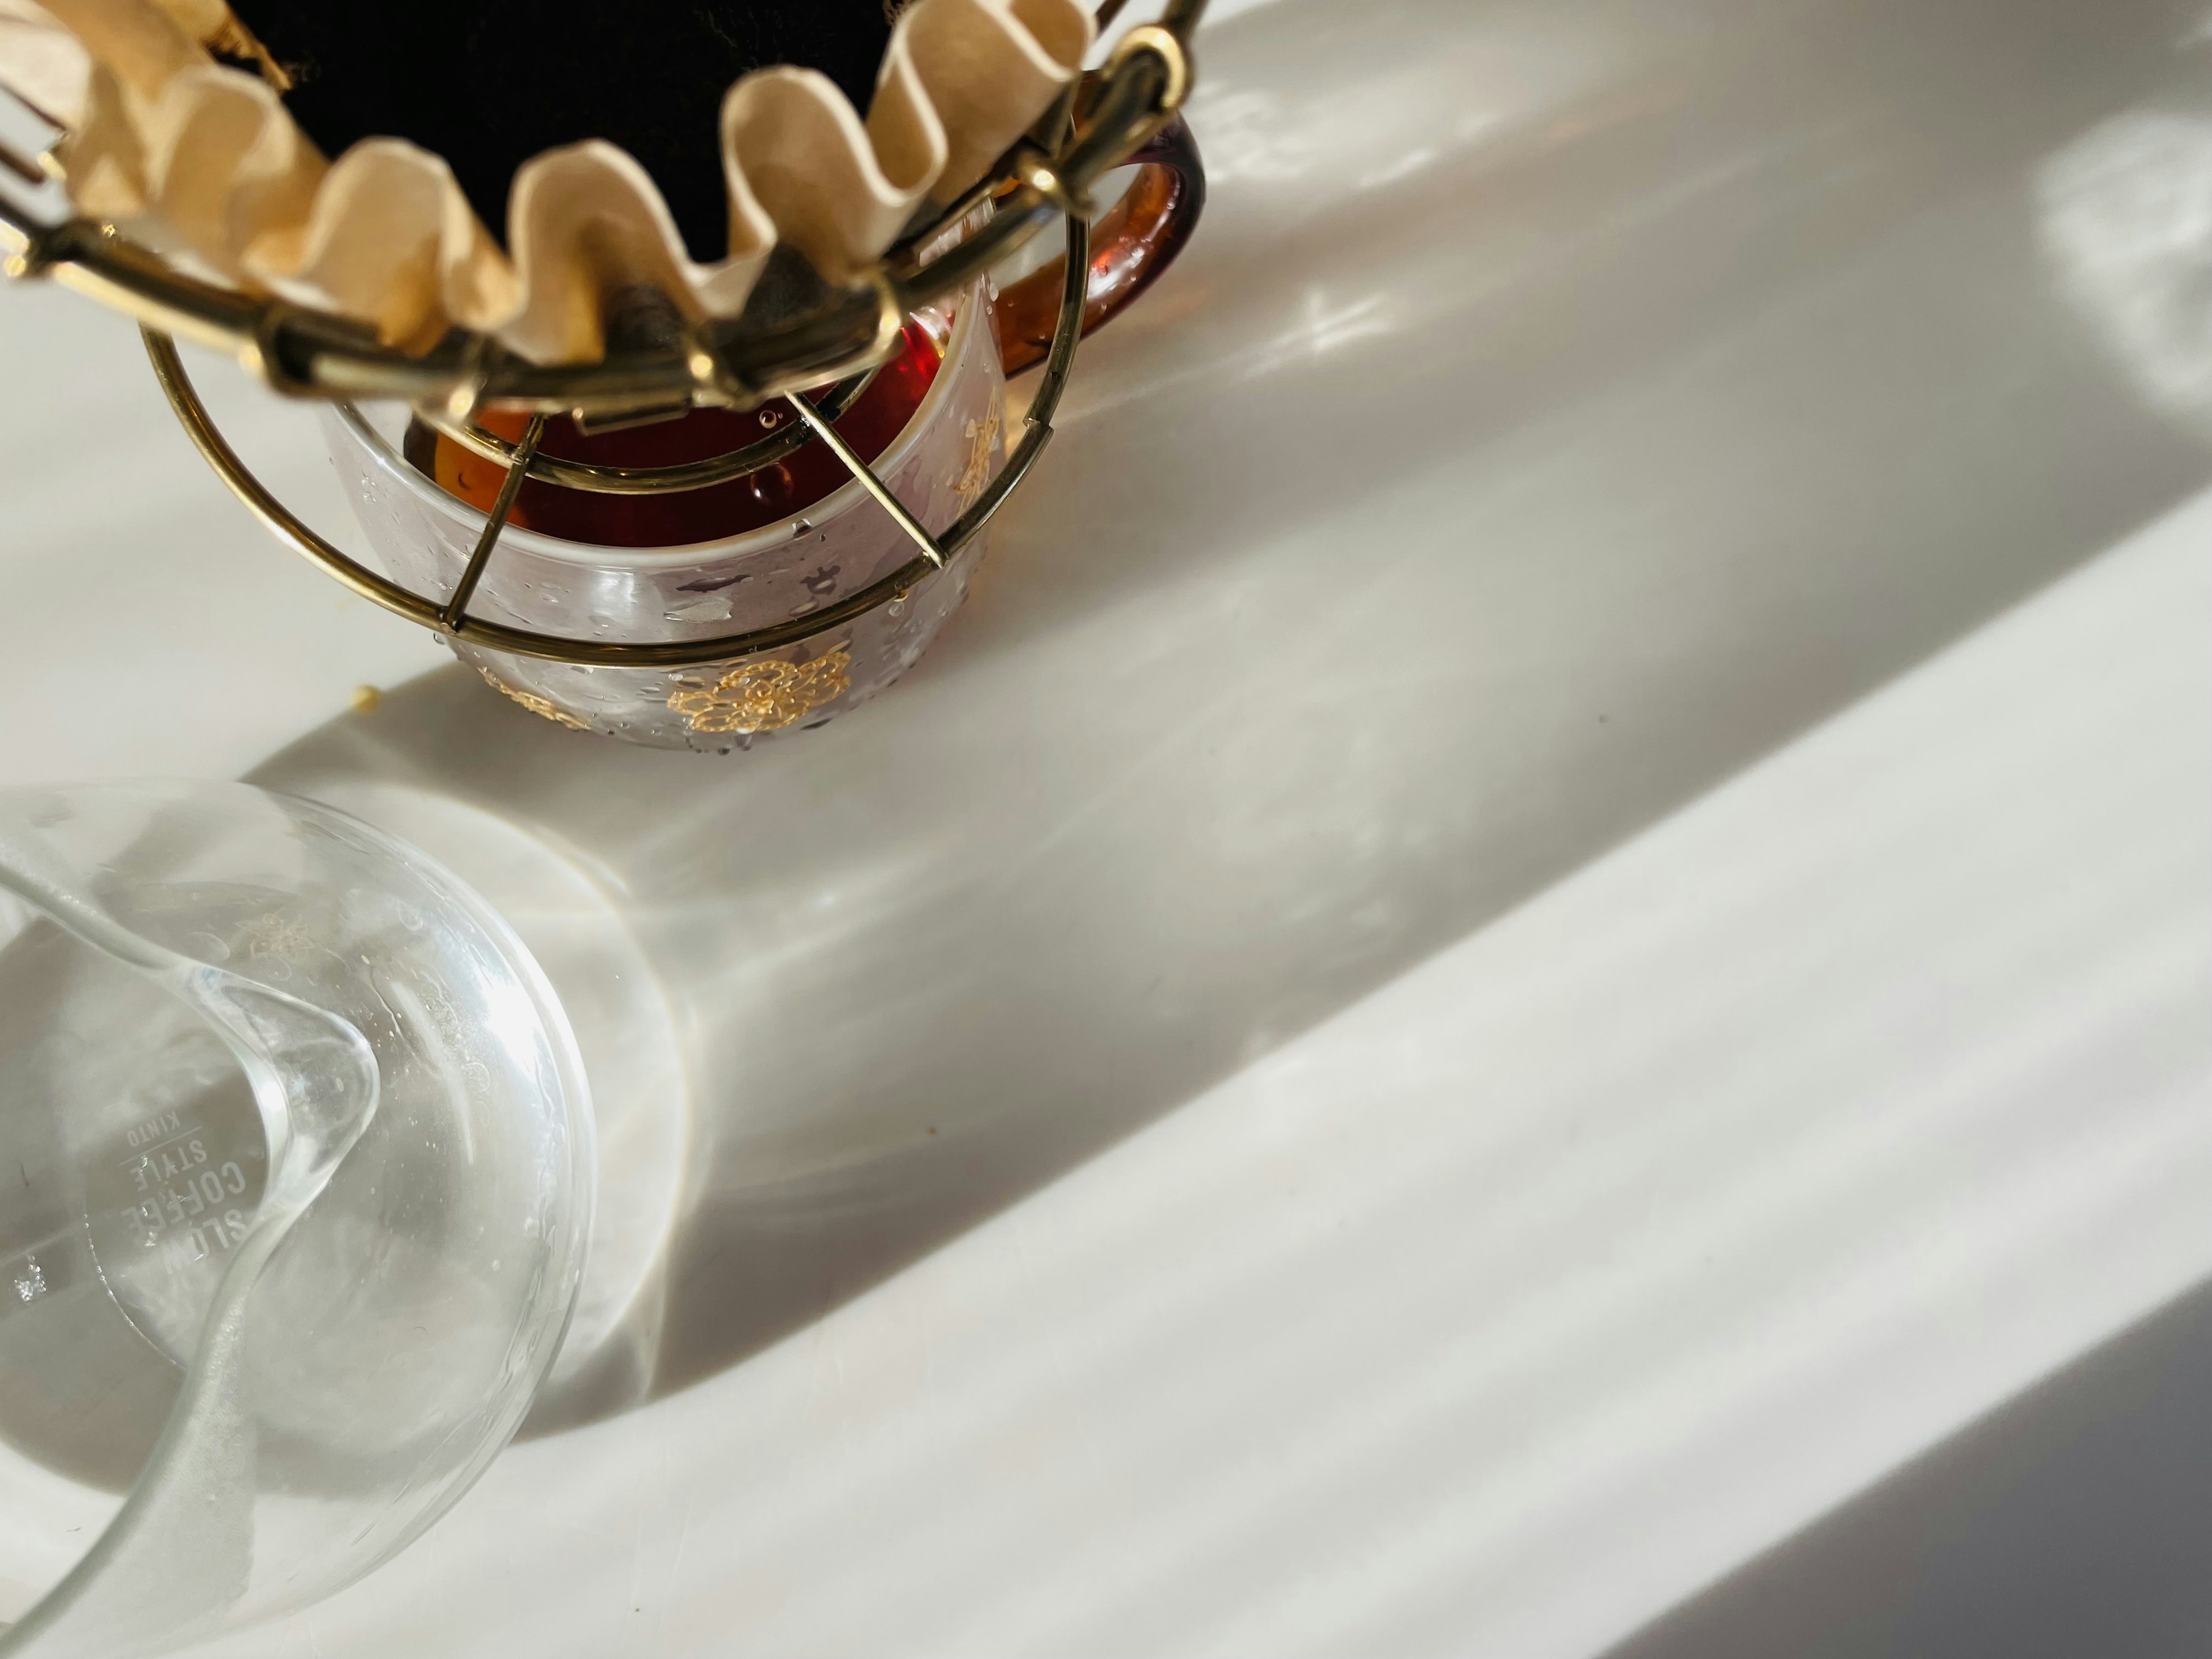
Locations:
331;281;986;574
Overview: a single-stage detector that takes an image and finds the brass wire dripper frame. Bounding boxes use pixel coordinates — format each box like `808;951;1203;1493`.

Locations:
0;2;1202;669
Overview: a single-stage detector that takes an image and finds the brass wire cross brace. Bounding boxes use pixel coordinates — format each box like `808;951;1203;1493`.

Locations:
442;413;548;630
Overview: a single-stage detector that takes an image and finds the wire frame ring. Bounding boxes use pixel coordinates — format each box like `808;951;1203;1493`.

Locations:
418;362;885;496
143;211;1092;670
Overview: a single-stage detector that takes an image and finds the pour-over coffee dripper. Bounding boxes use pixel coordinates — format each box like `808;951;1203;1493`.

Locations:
0;781;590;1658
0;1;1207;739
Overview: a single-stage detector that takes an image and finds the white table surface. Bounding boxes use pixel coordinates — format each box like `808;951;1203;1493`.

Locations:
6;0;2212;1653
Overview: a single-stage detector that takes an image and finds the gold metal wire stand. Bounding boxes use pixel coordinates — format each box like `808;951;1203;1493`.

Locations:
0;3;1199;670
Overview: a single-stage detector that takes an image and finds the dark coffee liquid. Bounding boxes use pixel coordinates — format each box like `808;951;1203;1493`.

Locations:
228;0;895;259
403;317;945;548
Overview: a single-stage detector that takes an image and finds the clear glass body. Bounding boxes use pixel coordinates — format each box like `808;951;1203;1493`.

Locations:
0;781;590;1658
323;282;1006;752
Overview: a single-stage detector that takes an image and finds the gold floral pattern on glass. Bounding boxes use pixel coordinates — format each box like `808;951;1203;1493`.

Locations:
667;646;853;735
476;666;589;730
955;408;1001;500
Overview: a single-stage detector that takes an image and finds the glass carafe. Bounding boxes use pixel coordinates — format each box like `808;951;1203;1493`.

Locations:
0;781;590;1657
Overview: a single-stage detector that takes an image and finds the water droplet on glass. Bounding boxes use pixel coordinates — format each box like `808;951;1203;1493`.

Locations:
751;463;793;508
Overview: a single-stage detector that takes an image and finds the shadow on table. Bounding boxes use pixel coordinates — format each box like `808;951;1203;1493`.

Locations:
1601;1279;2212;1659
253;0;2210;1426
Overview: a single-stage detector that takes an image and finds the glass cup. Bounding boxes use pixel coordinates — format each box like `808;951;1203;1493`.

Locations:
0;781;589;1658
323;283;1003;753
321;118;1206;752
